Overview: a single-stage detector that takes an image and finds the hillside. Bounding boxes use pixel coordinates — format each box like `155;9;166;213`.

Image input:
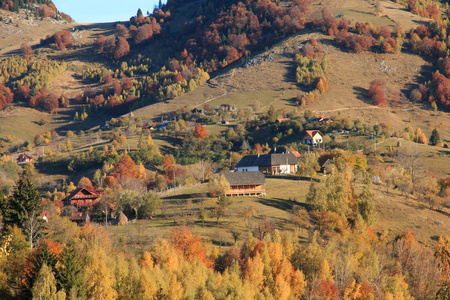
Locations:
0;0;447;189
1;0;450;299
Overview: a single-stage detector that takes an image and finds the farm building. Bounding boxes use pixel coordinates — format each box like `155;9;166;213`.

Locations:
17;153;33;165
235;149;299;175
63;187;99;209
223;171;266;197
302;130;324;146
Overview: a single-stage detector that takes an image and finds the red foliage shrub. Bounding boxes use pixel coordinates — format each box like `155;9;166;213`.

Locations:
125;95;137;102
14;84;31;102
60;13;73;22
112;37;130;59
428;72;450;110
95;35;107;53
145;82;157;95
133;22;161;44
0;83;14;110
377;26;391;39
168;59;181;72
90;94;105;106
322;7;338;35
20;42;33;60
115;24;129;38
225;46;240;63
102;70;114;84
174;73;183;83
426;4;440;20
41;30;72;50
28;96;39;108
37;4;55;18
412;24;431;38
113;81;122;95
368;79;386;106
54;30;72;50
121;77;133;90
40;92;59;113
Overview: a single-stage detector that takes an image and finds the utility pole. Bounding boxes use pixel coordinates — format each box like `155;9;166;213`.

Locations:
202;160;205;183
104;208;108;227
173;168;176;195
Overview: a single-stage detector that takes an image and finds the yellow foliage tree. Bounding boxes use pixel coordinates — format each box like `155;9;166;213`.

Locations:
84;248;118;300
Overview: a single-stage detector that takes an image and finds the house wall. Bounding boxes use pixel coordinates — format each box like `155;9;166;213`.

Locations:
279;164;291;174
226;184;266;196
303;136;323;145
237;166;259;172
290;165;297;173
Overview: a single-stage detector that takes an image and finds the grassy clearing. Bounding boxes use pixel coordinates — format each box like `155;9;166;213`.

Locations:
377;138;450;178
105;176;450;255
107;178;312;254
372;183;450;243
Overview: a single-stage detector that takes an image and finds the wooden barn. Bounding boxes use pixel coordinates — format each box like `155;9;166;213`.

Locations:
223;171;266;197
17;153;33;165
63;187;99;209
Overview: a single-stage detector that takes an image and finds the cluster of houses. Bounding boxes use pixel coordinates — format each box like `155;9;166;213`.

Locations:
15;129;325;225
223;129;324;197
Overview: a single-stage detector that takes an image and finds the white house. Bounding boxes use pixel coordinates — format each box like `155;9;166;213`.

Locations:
302;130;324;146
235;149;299;175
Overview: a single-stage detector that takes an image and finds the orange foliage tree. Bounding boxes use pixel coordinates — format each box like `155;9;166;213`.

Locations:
169;227;213;268
112;154;138;178
368;79;386;106
77;177;95;191
20;42;33;60
193;123;208;139
0;83;14;110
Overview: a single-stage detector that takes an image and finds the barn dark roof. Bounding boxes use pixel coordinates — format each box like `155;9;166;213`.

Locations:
235;152;299;168
224;171;266;185
62;187;98;206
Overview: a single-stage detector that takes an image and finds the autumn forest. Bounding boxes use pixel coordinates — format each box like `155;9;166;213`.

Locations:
0;0;450;299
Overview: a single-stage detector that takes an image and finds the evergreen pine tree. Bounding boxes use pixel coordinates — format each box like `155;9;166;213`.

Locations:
56;241;85;299
358;176;376;225
429;128;441;145
3;175;42;230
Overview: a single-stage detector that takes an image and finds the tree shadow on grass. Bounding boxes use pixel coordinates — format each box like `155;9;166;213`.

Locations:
162;193;206;201
353;86;368;102
257;197;307;211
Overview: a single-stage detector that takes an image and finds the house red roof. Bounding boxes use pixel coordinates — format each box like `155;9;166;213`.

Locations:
276;118;291;123
17;153;33;164
40;210;49;222
303;130;324;140
63;187;99;208
290;150;301;158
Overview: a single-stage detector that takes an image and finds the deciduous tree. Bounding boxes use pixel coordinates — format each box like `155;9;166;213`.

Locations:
368;79;386;106
20;42;33;60
193;123;208;139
